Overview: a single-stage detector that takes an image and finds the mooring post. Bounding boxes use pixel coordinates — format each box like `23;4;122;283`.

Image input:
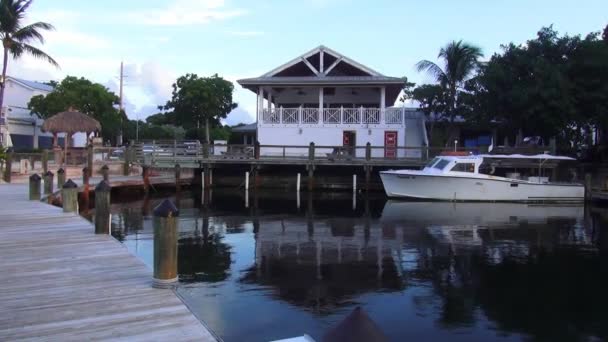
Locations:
245;171;250;190
142;165;150;194
94;180;112;234
209;167;213;187
29;173;41;200
297;173;301;192
308;142;315;192
101;164;109;182
585;173;592;201
353;174;357;193
174;163;181;192
254;141;260;160
87;144;93;177
82;167;90;211
3;151;12;183
201;171;205;192
57;168;65;189
152;199;179;288
43;170;54;195
203;164;210;189
123;146;131;176
365;165;372;192
62;179;79;213
42;149;48;173
365;142;371;161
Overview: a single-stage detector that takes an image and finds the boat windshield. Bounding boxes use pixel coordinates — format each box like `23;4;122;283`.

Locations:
433;159;450;170
425;157;440;168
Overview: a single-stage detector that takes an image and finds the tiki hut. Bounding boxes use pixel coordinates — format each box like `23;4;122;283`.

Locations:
42;109;101;166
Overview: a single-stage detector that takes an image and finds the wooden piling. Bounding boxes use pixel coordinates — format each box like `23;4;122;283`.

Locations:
3;151;12;183
43;170;54;195
62;179;79;213
308;165;314;192
29;173;41;200
142;165;150;194
153;199;179;288
57;168;65;190
353;174;357;193
365;142;371;161
42;149;48;173
86;145;93;177
585;173;592;201
245;171;250;190
297;173;301;192
365;165;371;192
123;146;131;176
101;164;109;182
82;167;90;211
94;180;112;234
174;163;181;192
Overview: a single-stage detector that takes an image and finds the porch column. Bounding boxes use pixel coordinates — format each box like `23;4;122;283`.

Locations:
318;87;324;124
380;86;386;124
32;121;39;149
257;87;263;122
267;91;272;112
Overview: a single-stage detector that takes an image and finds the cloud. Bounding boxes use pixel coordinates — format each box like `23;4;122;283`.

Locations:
228;30;264;37
46;30;112;50
224;107;255;126
128;0;245;26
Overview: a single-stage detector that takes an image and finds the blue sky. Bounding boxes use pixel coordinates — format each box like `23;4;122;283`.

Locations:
14;0;608;125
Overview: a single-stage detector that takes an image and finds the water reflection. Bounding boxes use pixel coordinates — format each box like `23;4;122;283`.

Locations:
105;190;608;342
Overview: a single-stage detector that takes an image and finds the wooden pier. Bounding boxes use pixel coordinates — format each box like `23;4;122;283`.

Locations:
0;184;217;341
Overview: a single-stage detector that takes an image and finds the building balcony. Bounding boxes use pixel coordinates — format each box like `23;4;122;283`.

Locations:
261;107;414;126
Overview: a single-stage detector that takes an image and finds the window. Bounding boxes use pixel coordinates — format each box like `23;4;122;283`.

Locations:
434;159;450;170
425;157;440;168
451;163;475;173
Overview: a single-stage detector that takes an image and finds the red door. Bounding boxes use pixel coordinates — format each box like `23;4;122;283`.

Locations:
343;131;355;155
384;131;397;158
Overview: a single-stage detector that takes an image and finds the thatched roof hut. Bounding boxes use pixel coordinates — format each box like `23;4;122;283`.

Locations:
42;110;101;134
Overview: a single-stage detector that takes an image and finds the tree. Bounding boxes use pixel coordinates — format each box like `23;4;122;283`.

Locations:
603;24;608;43
28;76;122;143
163;74;237;143
0;0;58;112
416;40;483;143
412;84;448;145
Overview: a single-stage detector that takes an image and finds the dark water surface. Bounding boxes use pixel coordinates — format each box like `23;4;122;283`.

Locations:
106;190;608;342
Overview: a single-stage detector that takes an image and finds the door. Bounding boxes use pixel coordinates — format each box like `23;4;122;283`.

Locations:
384;131;397;158
342;131;356;156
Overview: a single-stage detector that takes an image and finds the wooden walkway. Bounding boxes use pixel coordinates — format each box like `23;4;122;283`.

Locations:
0;184;217;341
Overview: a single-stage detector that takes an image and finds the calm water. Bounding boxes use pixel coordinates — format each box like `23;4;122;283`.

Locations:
106;190;608;342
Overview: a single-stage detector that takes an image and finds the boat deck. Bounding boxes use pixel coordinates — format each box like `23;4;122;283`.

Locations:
0;184;217;341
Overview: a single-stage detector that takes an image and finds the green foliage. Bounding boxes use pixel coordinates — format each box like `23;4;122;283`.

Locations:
28;76;123;143
123;120;185;142
145;111;175;126
163;74;237;143
398;77;416;103
185;126;232;142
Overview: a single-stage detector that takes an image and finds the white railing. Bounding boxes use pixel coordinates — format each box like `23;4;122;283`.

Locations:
282;108;299;124
261;107;407;125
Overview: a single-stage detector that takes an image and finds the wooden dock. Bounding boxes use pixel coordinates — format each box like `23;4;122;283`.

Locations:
0;184;217;341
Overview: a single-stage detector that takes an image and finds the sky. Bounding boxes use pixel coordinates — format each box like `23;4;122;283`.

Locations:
12;0;608;125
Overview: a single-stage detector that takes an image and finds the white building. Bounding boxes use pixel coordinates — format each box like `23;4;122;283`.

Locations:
238;45;427;158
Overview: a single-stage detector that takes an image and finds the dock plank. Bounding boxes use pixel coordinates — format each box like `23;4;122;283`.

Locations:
0;184;217;341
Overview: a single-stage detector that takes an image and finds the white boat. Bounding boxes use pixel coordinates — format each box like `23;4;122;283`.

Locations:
380;153;584;202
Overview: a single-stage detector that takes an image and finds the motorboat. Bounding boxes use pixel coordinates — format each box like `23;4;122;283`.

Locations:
379;153;584;202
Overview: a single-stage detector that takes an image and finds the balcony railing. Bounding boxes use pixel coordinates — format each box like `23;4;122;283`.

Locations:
262;107;410;125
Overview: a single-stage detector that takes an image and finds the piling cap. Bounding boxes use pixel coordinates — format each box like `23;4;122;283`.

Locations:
62;179;78;189
322;307;388;342
101;164;109;170
153;199;179;218
44;170;54;177
57;168;65;174
95;180;112;192
82;166;89;173
29;173;41;181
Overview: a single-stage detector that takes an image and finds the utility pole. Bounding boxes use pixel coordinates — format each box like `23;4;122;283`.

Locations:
117;61;125;146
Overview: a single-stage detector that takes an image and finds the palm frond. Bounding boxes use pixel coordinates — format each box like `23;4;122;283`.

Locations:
19;43;59;68
12;21;54;43
415;59;446;82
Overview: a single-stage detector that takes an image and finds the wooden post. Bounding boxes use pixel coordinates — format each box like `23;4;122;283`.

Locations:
29;173;41;200
174;163;181;192
307;165;314;192
57;168;65;189
43;170;54;195
353;174;357;193
3;151;12;183
87;144;93;177
101;164;109;182
202;142;209;159
585;173;592;201
203;164;210;189
123;146;131;176
94;180;112;234
365;165;371;192
308;142;315;162
82;167;90;210
366;142;371;161
153;199;179;289
297;173;301;192
62;179;79;213
254;141;260;160
42;149;48;173
245;171;249;190
142;165;150;194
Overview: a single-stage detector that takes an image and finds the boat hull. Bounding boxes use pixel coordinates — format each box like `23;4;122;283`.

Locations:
380;172;584;202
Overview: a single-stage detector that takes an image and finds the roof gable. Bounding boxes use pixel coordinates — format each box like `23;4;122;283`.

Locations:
7;76;54;93
262;45;383;78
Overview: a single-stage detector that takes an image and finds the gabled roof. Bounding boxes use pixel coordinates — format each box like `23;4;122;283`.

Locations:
7;76;54;92
260;45;384;78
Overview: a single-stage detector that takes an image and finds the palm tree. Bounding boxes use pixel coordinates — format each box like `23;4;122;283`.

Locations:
416;40;482;144
0;0;58;112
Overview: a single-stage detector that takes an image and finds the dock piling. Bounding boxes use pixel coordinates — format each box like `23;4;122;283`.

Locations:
297;173;301;192
82;167;90;210
94;180;112;234
142;165;150;194
153;199;179;288
101;164;110;182
245;171;250;190
3;151;12;183
353;174;357;193
29;173;41;200
201;171;205;192
57;168;65;189
42;150;48;173
123;146;131;176
62;179;79;213
174;164;181;192
87;145;93;177
585;173;592;201
43;170;54;195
